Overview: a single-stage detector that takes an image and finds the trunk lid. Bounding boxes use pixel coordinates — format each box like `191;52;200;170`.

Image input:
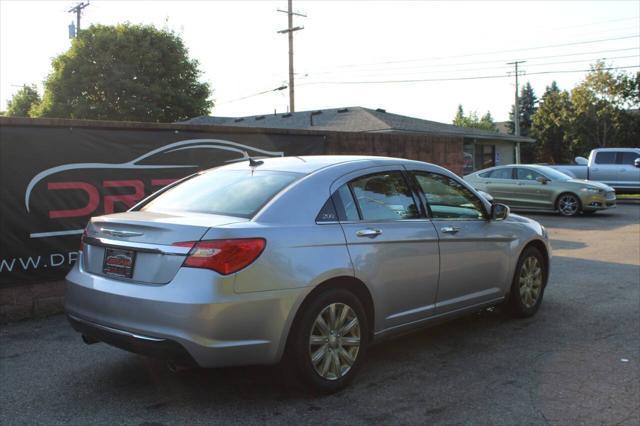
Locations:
82;211;248;284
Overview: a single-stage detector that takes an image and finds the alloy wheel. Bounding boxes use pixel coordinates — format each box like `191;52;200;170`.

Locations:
308;303;361;380
519;256;543;308
558;194;579;216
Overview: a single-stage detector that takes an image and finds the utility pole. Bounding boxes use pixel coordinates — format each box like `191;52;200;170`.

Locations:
277;0;305;113
68;1;90;37
507;60;526;163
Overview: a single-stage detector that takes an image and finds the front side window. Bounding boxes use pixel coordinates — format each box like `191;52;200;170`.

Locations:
349;172;419;221
516;168;545;181
595;152;616;164
413;172;486;220
141;169;300;218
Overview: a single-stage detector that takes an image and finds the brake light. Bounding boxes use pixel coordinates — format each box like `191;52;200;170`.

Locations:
173;239;266;275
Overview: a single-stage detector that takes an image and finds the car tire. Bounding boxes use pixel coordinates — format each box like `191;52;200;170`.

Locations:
284;288;369;394
556;193;581;217
505;246;547;318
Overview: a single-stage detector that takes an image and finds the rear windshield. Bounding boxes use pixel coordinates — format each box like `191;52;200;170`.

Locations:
141;169;301;218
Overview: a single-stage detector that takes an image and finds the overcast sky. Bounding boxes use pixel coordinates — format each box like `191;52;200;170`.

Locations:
1;0;638;123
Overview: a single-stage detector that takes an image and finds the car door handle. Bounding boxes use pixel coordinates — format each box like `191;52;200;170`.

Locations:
356;228;382;238
517;182;525;186
441;226;460;234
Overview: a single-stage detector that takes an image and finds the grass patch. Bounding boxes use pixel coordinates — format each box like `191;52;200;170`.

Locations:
618;193;640;200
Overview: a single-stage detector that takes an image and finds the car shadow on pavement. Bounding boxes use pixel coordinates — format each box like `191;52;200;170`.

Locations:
523;204;640;232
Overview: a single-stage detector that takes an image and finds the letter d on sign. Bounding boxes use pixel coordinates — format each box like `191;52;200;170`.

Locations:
50;253;65;267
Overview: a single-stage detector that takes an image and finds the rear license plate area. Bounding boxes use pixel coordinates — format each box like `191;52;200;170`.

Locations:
103;248;136;279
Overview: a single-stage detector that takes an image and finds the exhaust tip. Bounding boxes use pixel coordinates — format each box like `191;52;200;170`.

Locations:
81;334;99;345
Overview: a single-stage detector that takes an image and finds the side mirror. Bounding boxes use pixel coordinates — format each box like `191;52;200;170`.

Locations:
491;203;510;221
634;158;640;169
536;176;550;184
575;156;588;165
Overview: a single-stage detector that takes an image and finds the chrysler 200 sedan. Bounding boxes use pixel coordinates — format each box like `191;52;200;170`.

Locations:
66;156;551;393
464;164;616;217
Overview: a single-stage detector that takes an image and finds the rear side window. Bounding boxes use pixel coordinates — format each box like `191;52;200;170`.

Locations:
516;168;545;181
141;169;300;218
349;172;419;221
619;152;640;165
488;168;513;179
595;152;616;164
316;199;338;223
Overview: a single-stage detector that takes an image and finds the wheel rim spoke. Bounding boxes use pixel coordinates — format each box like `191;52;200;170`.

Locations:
338;347;355;366
340;336;360;346
340;317;358;336
311;344;328;364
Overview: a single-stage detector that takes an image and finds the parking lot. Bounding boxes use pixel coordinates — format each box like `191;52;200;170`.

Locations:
1;204;639;426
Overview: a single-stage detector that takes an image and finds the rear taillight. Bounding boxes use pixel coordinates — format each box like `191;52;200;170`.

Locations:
173;239;266;275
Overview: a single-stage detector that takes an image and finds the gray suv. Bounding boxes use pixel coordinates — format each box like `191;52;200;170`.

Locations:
66;156;551;393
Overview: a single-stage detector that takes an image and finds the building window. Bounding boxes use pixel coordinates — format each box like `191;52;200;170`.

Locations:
463;142;475;175
475;144;495;170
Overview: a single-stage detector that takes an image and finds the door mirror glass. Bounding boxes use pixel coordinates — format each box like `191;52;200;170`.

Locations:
634;158;640;168
491;203;510;221
535;176;550;184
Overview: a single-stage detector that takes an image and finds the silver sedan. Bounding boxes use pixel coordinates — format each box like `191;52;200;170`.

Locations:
65;156;551;393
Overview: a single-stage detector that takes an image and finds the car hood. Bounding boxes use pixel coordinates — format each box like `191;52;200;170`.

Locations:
566;179;614;191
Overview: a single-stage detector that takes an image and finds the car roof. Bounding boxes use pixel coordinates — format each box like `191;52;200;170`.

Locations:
216;155;427;175
477;164;550;173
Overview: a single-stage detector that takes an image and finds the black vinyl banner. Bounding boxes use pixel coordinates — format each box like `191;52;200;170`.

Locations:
0;124;325;286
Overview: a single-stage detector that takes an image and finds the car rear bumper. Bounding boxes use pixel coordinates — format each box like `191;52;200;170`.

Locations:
65;257;304;368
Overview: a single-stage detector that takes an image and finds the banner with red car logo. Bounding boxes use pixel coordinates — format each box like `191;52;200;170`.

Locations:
0;121;325;286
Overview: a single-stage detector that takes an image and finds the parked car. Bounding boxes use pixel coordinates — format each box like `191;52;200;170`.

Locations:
464;164;616;216
548;148;640;193
66;156;551;393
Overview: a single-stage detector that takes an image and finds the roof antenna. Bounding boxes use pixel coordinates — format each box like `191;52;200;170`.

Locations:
249;158;264;167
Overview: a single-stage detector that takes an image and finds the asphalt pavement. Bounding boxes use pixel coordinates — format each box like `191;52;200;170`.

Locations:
1;204;639;425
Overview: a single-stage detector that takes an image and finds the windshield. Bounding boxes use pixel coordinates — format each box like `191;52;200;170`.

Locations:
539;166;573;181
141;169;301;218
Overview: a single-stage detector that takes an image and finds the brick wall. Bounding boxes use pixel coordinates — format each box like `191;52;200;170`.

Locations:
326;132;464;175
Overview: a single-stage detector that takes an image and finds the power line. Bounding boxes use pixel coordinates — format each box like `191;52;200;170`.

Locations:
296;65;640;86
297;47;640;77
218;85;288;105
304;34;639;71
297;54;639;81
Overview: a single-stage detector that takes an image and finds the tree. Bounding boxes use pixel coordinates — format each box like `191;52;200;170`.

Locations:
531;82;574;164
31;24;212;122
507;82;538;137
570;61;639;154
453;105;498;131
5;85;41;117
